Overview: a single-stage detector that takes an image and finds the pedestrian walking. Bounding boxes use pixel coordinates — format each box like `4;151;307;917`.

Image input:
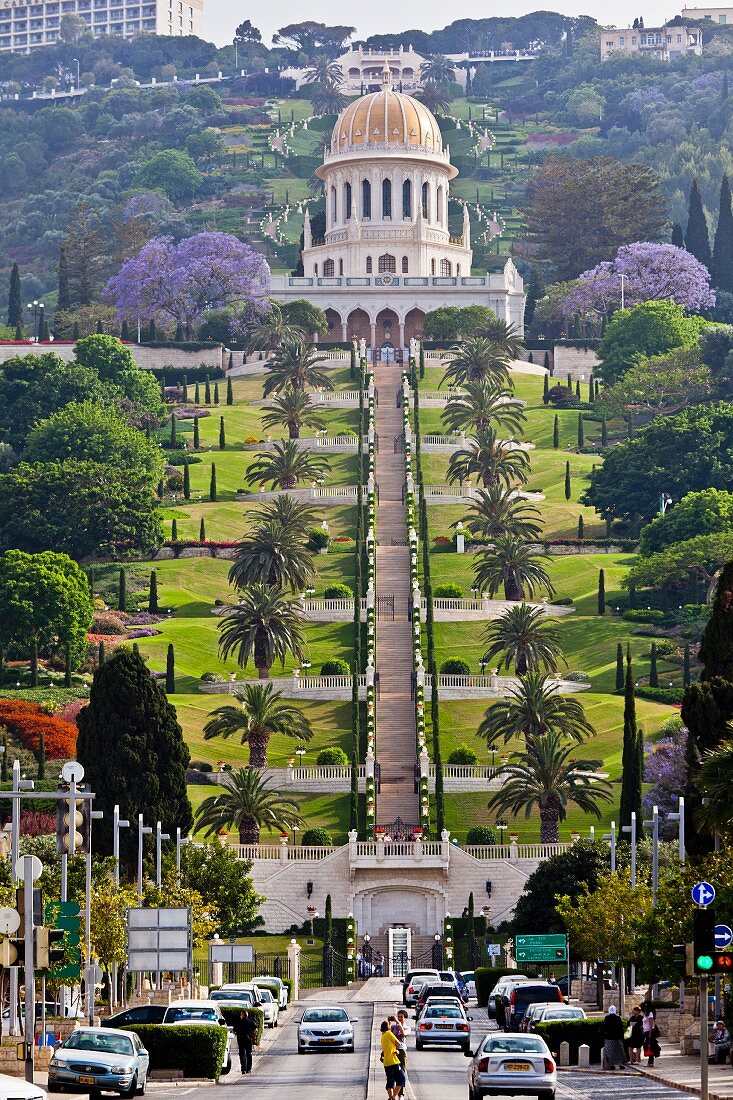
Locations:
380;1020;406;1099
601;1005;627;1070
625;1005;645;1064
374;950;385;976
643;1006;661;1066
233;1009;257;1075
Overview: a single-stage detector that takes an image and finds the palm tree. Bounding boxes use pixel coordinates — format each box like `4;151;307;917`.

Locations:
195;767;303;844
245;302;304;355
252;494;319;539
446;428;530;490
261;387;327;440
304;59;344;85
416;80;452;115
218;584;307;679
245;440;331;491
460;485;543;543
311;83;348;116
477;671;594;747
203;683;313;767
263;337;334;396
420;54;456;84
488;731;612;843
697;741;733;836
228;519;316;591
482;604;564;675
476;317;524;361
441;337;514;389
442;380;526;437
473;534;553;601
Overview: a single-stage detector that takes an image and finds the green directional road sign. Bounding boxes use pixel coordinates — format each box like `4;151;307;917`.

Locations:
515;933;568;963
46;901;81;930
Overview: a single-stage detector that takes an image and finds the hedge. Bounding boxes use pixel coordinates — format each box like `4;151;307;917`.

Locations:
148;364;226;382
127;1024;228;1079
217;1005;264;1045
535;1018;611;1064
636;686;685;704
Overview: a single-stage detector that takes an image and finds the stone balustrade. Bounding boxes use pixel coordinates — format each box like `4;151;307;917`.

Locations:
199;673;367;701
236;485;358;505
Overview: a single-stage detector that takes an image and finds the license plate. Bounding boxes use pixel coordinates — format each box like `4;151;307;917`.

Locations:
436;1025;453;1030
506;1063;532;1072
319;1038;336;1044
79;1076;96;1085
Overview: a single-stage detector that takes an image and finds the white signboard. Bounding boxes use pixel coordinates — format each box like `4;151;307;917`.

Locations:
209;944;255;964
127;907;192;972
486;943;501;956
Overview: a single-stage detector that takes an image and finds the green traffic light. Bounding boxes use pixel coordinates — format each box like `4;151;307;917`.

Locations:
697;954;714;971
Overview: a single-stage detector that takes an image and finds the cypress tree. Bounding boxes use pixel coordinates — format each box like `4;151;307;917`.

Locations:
117;567;126;612
96;318;103;334
121;319;130;341
149;319;156;341
149;570;159;614
161;375;167;400
671;221;685;248
544;351;550;371
37;730;46;781
57;248;71;314
219;416;226;450
7;262;21;329
181;374;188;402
553;415;559;449
601;415;608;447
193;417;200;449
227;351;233;371
577;413;584;449
76;647;193;859
649;641;659;688
199;517;206;542
575;379;581;399
467;890;477;964
72;321;80;341
195;381;200;404
14;322;22;341
619;651;642;828
577;515;584;539
169;414;177;446
41;316;50;342
527;352;533;364
183;460;190;500
98;640;106;667
628;583;636;609
205;376;211;404
157;478;164;499
698;560;733;680
419;342;425;379
209;463;217;501
567;373;573;390
226;376;234;405
683;642;691;686
349;754;359;834
87;566;95;595
0;647;4;686
171;518;178;541
543;373;549;404
597;568;605;614
615;642;624;691
524;265;543;329
214;382;220;405
165;643;176;693
324;893;333;944
685;177;713;272
564;460;571;501
713;174;733;294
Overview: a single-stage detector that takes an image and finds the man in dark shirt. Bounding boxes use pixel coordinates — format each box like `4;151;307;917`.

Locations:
233;1010;257;1075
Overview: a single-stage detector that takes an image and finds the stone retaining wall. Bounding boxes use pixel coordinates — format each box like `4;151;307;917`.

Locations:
0;342;225;372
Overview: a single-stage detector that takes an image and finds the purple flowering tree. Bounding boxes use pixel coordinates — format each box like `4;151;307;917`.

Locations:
643;718;688;827
105;232;271;338
563;242;716;317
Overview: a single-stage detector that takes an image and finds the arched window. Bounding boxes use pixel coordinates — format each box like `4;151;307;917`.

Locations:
362;179;371;219
440;259;452;276
378;254;396;273
382;178;392;218
323;259;335;277
344;182;352;220
436;187;443;225
331;186;337;225
421;182;429;220
338;259;344;276
366;256;373;273
401;256;408;273
430;258;436;276
402;179;412;218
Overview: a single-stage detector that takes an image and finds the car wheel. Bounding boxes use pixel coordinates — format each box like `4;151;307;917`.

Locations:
121;1076;138;1099
221;1055;232;1076
346;1044;354;1053
298;1046;306;1055
47;1084;62;1093
537;1092;555;1100
416;1040;423;1051
136;1074;146;1096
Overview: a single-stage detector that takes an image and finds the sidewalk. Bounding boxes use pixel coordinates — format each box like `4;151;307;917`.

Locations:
634;1042;733;1099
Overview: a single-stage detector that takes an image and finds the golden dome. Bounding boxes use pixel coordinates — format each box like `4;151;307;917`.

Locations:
331;65;441;151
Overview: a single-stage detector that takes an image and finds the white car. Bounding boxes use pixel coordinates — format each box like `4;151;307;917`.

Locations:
297;1005;357;1054
251;975;288;1009
0;1074;47;1100
466;1031;557;1100
217;982;264;1005
256;988;279;1028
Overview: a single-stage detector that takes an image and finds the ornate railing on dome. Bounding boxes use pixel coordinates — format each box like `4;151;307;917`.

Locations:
323;142;452;163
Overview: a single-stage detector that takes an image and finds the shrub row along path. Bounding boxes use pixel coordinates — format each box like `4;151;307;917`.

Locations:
374;356;419;827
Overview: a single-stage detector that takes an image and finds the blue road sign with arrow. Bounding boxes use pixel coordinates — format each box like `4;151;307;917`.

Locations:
692;881;716;907
716;925;733;949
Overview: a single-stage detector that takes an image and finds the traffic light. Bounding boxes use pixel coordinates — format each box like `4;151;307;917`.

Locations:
34;927;65;971
672;943;688;979
710;952;733;973
56;793;90;855
693;907;717;973
0;936;27;969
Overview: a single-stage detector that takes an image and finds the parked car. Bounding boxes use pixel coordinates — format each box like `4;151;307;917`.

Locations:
251;975;288;1009
402;968;440;1006
0;1074;47;1100
466;1031;557;1100
460;971;477;999
521;1002;567;1033
210;989;262;1012
528;1005;586;1031
297;1005;357;1053
416;982;466;1013
101;1007;166;1027
216;982;264;1005
487;976;531;1019
502;983;563;1032
415;1002;472;1052
48;1027;149;1097
255;987;279;1028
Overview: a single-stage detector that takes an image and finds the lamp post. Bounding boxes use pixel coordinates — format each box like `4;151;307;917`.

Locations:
175;827;191;883
155;821;170;888
72;57;80;89
642;805;660;904
602;820;616;872
27;300;44;342
137;814;152;904
295;746;306;767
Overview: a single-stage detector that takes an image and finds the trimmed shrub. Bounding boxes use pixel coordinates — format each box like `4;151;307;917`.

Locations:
547;385;579;407
91;613;127;636
466;826;497;845
535;1019;608;1064
126;1024;229;1079
216;1006;264;1045
317;747;349;765
301;827;333;846
623;609;665;623
308;528;330;551
320;659;350;676
636;686;685;704
324;583;354;599
440;657;471;675
649;638;677;658
448;743;479;765
434;582;464;599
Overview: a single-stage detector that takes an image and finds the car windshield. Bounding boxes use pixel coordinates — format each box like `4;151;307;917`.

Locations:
484;1037;546;1054
425;1006;462;1018
543;1009;583;1020
168;1008;218;1022
65;1034;134;1056
212;992;251;1003
302;1008;348;1023
258;990;274;1003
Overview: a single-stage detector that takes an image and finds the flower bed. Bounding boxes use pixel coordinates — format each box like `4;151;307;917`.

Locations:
0;699;77;758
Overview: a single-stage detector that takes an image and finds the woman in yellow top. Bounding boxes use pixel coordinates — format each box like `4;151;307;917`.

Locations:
380;1020;406;1098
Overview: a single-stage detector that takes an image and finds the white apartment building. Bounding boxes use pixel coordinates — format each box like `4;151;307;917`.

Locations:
600;22;702;59
0;0;204;53
682;5;733;22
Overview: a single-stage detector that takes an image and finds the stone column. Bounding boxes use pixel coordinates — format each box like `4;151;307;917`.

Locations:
287;940;301;1002
279;834;288;864
370;320;377;347
341;321;348;342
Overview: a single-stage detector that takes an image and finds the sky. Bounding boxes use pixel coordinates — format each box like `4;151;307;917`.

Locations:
205;0;683;47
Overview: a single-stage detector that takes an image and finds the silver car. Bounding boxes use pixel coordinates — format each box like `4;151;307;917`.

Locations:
415;1002;472;1051
48;1027;149;1097
256;987;279;1028
466;1032;556;1100
297;1005;357;1053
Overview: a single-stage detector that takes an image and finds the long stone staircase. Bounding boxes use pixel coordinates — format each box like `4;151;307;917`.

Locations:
374;357;419;826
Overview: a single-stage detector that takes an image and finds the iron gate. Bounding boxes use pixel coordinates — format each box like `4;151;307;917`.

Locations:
196;952;286;987
377;595;395;620
390;949;410;979
322;944;348;987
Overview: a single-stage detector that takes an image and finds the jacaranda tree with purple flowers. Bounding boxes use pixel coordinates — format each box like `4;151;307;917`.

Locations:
105;232;271;338
563;242;716;318
643;716;688;828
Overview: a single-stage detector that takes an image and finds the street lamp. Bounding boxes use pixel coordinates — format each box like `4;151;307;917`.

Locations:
26;300;44;342
72;57;80;89
295;746;306;766
660;492;673;516
621;810;637;887
602;819;616;872
155;820;170;888
642;805;659;905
